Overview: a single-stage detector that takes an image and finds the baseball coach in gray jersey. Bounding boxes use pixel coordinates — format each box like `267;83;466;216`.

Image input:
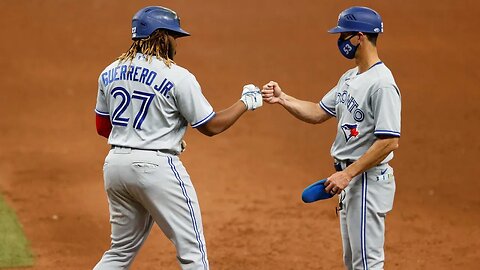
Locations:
261;6;401;270
94;6;262;270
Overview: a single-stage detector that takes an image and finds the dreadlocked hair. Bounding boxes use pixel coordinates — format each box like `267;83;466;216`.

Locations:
118;29;175;67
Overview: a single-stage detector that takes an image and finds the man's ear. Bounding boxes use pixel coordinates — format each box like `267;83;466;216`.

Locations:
358;32;365;42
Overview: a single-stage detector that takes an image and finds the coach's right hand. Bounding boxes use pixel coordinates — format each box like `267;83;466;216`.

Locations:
261;81;284;104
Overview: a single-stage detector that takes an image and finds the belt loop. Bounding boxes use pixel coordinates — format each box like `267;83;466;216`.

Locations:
113;147;132;154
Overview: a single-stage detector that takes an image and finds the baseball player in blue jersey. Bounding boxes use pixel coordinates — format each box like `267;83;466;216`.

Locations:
261;6;401;270
93;6;262;270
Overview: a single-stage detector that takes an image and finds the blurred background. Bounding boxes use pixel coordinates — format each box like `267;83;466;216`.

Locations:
0;0;478;269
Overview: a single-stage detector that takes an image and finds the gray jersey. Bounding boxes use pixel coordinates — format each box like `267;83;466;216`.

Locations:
95;53;214;154
320;62;401;163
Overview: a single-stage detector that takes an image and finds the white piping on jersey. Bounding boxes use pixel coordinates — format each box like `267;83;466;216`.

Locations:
191;111;215;128
374;130;400;137
95;109;109;116
320;101;336;117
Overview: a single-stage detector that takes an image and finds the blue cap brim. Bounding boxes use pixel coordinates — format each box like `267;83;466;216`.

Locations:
328;26;355;34
301;179;334;203
175;28;190;37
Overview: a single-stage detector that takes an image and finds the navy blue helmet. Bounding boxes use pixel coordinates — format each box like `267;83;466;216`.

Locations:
132;6;190;40
328;6;383;34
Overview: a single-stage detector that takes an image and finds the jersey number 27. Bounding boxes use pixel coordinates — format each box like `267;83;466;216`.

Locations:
111;87;155;130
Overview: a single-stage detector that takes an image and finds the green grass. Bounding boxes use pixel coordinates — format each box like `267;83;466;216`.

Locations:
0;194;34;268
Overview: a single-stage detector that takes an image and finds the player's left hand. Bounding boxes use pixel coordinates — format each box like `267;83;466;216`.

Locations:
240;84;263;110
324;171;352;195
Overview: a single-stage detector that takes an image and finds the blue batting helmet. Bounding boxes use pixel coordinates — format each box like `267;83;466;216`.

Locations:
132;6;190;40
328;6;383;34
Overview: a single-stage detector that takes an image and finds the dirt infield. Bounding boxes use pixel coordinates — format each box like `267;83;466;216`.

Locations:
0;0;479;269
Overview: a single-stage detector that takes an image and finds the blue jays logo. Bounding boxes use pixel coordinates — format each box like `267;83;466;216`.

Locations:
132;27;137;38
341;123;360;142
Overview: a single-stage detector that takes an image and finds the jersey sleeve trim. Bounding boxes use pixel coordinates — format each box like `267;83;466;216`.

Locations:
95;109;110;116
191;111;215;128
374;130;401;137
319;101;336;117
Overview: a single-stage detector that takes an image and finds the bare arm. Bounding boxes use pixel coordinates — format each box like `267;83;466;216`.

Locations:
196;84;262;137
344;136;399;178
277;92;332;124
261;81;332;124
196;100;247;137
324;136;400;194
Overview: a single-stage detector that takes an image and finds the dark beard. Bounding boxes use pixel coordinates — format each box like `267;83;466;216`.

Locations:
167;38;176;60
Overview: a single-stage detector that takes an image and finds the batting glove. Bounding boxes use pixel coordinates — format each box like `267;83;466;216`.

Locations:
240;84;263;110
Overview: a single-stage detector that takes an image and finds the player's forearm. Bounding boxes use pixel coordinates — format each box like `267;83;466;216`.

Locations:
197;100;247;136
343;137;399;178
278;93;331;124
